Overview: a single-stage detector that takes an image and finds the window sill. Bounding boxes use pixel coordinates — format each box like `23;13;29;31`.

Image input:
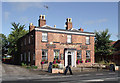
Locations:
67;42;72;44
41;40;48;43
86;43;90;45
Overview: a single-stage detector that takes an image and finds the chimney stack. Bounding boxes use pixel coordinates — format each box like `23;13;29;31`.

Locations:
65;18;72;30
29;23;35;32
38;15;46;27
54;25;56;28
79;28;84;32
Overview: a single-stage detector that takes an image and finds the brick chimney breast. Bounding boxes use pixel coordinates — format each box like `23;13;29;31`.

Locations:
79;28;84;32
29;23;35;32
38;15;46;27
65;18;72;30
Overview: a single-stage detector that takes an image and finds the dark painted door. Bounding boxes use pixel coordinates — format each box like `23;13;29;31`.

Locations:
68;55;71;66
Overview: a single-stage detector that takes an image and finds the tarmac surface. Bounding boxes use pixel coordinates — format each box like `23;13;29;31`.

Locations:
1;62;120;83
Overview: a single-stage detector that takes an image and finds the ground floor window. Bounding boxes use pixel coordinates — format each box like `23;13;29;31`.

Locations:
86;50;90;59
24;52;26;61
42;50;48;60
54;50;60;60
21;54;23;61
77;50;82;59
28;51;30;62
86;50;91;62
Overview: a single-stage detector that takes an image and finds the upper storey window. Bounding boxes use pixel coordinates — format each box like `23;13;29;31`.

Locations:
67;35;71;43
86;36;90;45
42;32;48;42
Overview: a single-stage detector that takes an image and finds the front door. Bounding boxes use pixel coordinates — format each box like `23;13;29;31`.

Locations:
68;55;71;66
65;50;76;67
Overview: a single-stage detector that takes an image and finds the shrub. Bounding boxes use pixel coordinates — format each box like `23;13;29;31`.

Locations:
52;64;58;68
85;59;91;63
26;66;31;69
21;63;27;67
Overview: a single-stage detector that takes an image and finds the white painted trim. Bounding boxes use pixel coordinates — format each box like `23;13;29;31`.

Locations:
65;50;76;67
35;28;95;36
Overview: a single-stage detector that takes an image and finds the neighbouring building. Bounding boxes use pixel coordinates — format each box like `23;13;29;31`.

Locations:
112;40;120;65
17;15;95;68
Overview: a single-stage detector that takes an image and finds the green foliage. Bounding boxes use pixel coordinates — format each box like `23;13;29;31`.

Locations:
7;22;28;56
95;29;114;62
52;64;58;68
31;65;38;69
21;63;27;67
0;34;8;55
21;63;38;69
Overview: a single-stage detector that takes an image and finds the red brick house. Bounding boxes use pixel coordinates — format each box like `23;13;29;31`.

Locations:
17;15;95;68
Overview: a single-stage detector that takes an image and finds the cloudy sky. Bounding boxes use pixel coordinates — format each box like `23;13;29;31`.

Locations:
2;2;118;41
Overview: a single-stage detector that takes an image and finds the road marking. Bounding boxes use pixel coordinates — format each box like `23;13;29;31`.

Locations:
108;73;116;75
77;75;84;76
84;79;104;82
40;75;71;78
105;78;116;80
84;74;90;76
96;73;104;75
17;77;25;79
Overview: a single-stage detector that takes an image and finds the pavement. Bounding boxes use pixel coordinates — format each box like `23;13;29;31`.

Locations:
1;62;120;83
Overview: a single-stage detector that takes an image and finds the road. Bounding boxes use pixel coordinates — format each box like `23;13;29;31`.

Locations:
1;62;120;83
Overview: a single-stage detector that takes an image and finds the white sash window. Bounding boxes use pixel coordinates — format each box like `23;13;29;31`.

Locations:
42;33;47;42
67;35;71;43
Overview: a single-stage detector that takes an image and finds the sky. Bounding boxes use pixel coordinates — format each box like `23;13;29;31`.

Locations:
2;2;118;41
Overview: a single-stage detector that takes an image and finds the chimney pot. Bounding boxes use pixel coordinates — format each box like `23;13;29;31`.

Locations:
30;23;33;26
79;28;84;32
54;25;56;28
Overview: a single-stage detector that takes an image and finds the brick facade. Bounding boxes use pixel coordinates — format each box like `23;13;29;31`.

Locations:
18;15;95;68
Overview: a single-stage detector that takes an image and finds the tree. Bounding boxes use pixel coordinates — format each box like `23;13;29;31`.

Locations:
0;34;8;55
95;29;114;62
8;22;28;57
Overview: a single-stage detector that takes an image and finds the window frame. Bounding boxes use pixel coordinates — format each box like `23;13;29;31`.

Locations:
77;50;82;59
67;35;72;43
86;36;90;45
42;49;48;60
28;51;30;62
28;36;31;44
54;50;60;60
21;54;23;61
42;32;48;42
86;50;91;59
24;52;26;61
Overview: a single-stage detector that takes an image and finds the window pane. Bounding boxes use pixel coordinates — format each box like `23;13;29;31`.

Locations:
24;53;26;61
42;50;48;60
21;54;23;61
28;52;30;62
86;51;90;59
28;36;30;44
77;51;82;59
42;33;47;41
67;35;71;43
54;50;59;60
86;37;90;44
